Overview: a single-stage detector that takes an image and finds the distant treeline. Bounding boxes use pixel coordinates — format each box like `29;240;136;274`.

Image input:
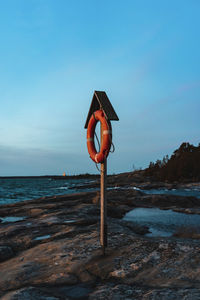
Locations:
0;174;99;180
144;142;200;182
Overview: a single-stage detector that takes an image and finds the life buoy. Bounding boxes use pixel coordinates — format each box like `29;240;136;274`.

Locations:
87;110;112;163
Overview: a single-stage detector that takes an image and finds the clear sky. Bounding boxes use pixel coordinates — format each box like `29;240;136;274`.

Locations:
0;0;199;176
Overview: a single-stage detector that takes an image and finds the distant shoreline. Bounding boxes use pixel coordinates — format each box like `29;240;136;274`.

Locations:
0;174;99;180
1;169;200;183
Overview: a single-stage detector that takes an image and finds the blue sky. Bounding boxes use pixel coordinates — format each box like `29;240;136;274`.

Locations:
0;0;199;176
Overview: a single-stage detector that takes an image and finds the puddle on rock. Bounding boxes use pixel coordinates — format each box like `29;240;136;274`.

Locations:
34;235;51;241
64;219;77;224
124;208;200;238
0;216;26;223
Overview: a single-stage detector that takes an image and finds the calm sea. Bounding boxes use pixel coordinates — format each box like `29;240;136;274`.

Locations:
0;177;94;205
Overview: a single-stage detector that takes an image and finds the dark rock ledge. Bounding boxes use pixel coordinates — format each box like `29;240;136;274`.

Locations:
0;189;200;299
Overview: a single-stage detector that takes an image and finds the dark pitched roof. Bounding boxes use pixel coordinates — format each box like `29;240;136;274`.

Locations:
84;91;119;128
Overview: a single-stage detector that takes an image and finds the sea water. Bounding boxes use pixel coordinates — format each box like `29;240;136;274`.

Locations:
142;187;200;199
0;177;93;205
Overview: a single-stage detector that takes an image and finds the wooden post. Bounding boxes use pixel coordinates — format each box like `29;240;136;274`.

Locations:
85;91;119;256
100;124;107;255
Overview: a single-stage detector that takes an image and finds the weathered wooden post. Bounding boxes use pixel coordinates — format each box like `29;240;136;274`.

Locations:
85;91;119;255
100;127;107;255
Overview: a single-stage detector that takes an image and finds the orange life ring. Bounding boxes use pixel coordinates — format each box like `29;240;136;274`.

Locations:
87;110;112;163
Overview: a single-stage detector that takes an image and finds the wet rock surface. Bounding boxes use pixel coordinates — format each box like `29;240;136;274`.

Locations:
0;187;200;299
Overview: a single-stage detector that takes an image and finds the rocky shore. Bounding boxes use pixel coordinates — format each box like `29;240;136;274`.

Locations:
70;170;200;192
1;178;200;299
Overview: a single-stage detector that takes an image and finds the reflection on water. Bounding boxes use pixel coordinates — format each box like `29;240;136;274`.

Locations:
124;208;200;237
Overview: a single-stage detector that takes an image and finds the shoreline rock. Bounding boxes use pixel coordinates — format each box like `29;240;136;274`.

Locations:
1;189;200;299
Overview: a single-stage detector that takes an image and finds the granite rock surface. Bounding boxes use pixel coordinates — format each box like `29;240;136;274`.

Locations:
0;186;200;299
